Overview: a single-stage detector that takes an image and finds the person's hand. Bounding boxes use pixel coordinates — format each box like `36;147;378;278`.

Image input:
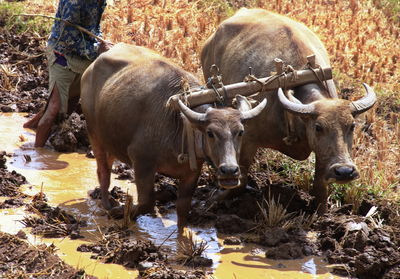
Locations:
98;40;114;54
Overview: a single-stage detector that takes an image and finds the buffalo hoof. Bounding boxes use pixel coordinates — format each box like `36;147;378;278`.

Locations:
109;205;124;219
129;204;155;221
101;196;120;211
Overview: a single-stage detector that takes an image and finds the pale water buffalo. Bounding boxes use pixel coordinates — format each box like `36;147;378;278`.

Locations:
201;8;376;213
80;43;267;231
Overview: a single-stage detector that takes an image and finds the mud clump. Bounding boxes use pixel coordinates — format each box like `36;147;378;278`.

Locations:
0;231;96;279
77;226;164;268
314;214;400;279
0;197;25;209
89;185;127;204
0;151;27;197
23;198;86;239
49;112;90;152
77;226;213;278
112;161;135;181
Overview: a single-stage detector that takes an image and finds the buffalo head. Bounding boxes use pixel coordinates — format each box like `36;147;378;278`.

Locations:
178;96;267;189
278;83;376;184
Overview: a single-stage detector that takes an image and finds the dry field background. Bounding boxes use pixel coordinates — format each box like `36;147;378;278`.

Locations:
8;0;400;205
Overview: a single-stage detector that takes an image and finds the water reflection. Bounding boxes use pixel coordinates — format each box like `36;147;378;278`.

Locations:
11;144;69;170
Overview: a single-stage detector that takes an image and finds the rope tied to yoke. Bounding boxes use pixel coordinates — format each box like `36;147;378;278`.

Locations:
177;78;204;171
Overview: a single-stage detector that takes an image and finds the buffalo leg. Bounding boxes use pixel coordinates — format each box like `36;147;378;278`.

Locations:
90;136;117;210
176;170;200;233
311;167;328;215
130;162;157;220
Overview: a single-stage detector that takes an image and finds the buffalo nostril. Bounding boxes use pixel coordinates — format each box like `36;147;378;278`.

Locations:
219;165;240;176
334;166;355;178
220;166;227;174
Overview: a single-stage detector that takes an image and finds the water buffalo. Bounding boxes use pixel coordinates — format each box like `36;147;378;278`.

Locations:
80;43;267;231
200;8;376;214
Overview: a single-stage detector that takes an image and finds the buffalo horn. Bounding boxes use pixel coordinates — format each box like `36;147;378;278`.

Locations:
240;98;268;120
350;83;377;115
277;88;315;115
178;100;206;123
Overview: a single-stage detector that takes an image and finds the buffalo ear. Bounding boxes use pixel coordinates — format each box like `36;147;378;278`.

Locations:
240;98;267;121
287;90;302;104
235;95;253;112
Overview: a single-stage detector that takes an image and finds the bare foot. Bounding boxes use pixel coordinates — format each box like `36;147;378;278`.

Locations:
23;111;44;129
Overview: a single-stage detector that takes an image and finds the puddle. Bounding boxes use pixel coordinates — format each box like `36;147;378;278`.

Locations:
0;113;344;279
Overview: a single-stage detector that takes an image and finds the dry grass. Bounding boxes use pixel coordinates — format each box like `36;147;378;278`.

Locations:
257;195;294;229
17;0;400;203
177;229;208;265
256;192;318;232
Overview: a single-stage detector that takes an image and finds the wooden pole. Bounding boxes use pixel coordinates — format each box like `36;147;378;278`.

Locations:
167;67;332;109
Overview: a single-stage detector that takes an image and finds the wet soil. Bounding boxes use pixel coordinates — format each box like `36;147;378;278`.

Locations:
0;151;27;198
0;231;97;279
77;225;165;268
22;196;87;239
185;168;400;279
76;224;213;274
0;26;48;114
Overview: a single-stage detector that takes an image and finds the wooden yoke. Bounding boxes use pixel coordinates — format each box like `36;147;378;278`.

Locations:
167;59;332;109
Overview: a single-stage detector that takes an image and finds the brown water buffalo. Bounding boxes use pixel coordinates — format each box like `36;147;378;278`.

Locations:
201;8;376;214
80;43;267;231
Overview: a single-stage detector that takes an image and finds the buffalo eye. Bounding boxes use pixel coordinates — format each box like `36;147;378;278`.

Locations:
238;130;244;137
207;130;214;138
315;123;323;133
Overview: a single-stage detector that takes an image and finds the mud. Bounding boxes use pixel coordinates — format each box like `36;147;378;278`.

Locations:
77;225;165;268
184;168;400;278
49;112;90;152
0;151;27;198
0;27;48;114
22;196;86;239
76;224;213;275
0;231;96;279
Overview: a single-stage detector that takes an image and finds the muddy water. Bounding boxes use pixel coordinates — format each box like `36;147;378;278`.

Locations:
0;113;343;279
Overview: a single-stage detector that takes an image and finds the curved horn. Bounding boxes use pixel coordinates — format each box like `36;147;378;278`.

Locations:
277;88;315;115
350;83;377;115
240;98;267;121
178;100;206;123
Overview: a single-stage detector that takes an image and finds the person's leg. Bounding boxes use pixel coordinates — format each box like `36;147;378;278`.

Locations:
34;85;61;147
34;59;76;147
23;108;45;129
